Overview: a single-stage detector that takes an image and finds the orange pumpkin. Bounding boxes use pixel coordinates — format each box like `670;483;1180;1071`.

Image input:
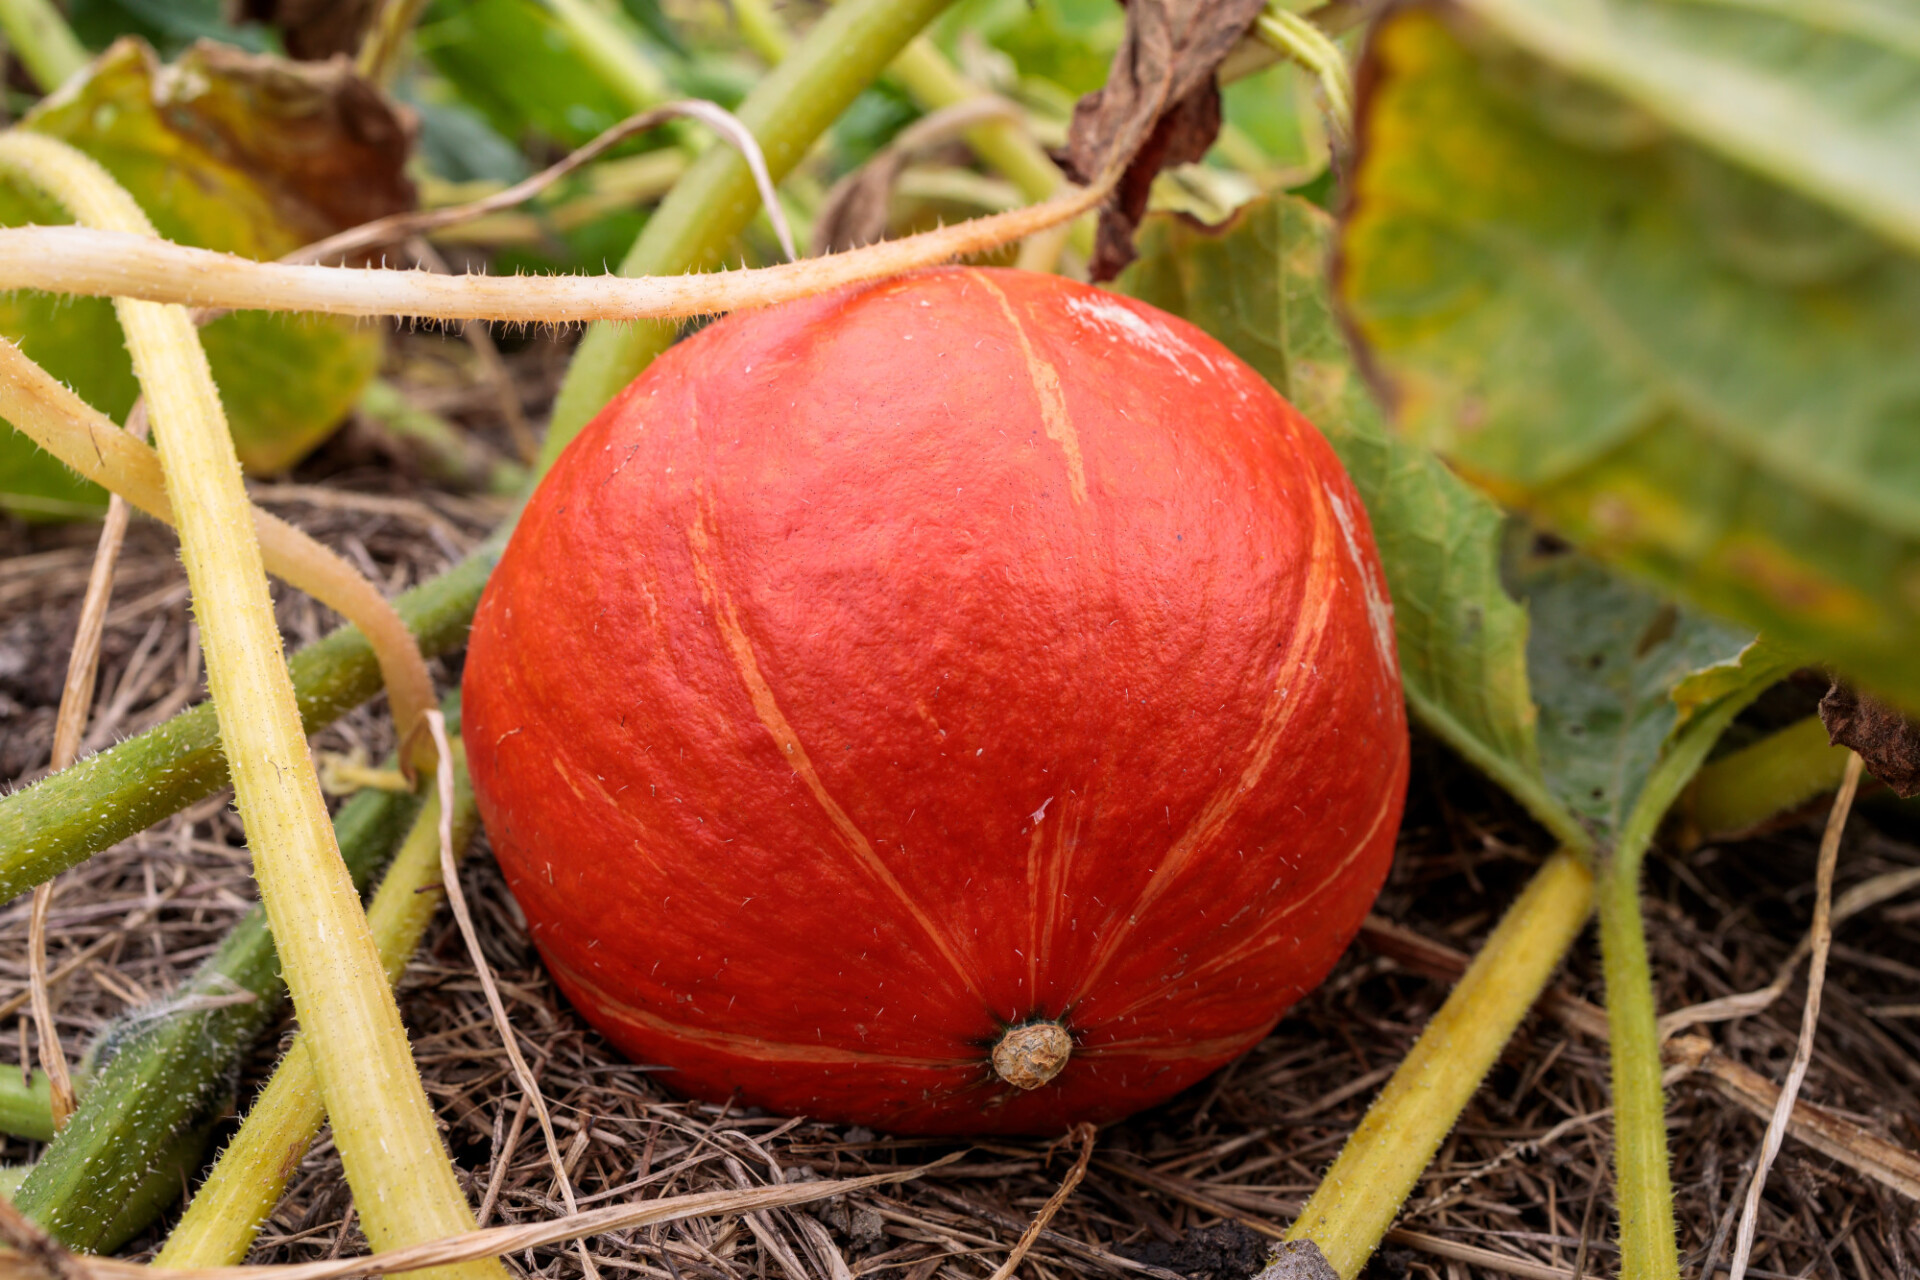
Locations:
464;267;1408;1134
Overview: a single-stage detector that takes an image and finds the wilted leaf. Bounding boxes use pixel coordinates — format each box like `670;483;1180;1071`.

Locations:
0;38;414;517
1062;0;1267;279
1339;8;1920;712
1117;192;1765;852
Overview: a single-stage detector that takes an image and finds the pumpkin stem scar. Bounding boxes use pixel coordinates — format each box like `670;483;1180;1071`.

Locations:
992;1021;1073;1090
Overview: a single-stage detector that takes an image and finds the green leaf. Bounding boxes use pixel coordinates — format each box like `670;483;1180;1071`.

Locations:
1507;539;1754;846
0;38;412;518
1338;7;1920;712
419;0;638;147
69;0;278;55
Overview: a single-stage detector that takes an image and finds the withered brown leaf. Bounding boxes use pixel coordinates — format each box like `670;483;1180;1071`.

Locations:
1820;681;1920;799
1062;0;1268;280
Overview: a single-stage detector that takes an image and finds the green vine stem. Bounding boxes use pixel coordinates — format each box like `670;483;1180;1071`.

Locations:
731;0;792;65
540;0;961;471
542;0;674;111
11;784;418;1251
0;0;86;93
1286;849;1594;1278
0;1072;55;1143
1685;715;1848;840
1597;851;1677;1280
0;131;498;1280
1253;3;1354;141
158;740;480;1268
1599;652;1799;1280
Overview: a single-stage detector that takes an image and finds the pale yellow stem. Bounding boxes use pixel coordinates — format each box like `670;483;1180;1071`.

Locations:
887;39;1066;204
0;0;87;92
0;177;1109;323
0;339;435;749
1687;715;1850;840
730;0;793;64
159;760;479;1268
356;0;431;86
0;131;498;1280
1287;850;1595;1279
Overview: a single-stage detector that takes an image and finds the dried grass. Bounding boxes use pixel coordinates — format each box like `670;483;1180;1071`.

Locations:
3;328;1918;1280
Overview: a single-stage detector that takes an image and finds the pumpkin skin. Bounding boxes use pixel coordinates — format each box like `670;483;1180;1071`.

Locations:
463;266;1408;1135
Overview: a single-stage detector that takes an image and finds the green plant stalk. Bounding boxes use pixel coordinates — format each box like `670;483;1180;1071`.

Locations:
158;742;480;1269
12;785;418;1250
1285;849;1594;1278
730;0;793;65
356;0;433;86
359;378;529;495
0;1072;54;1143
0;133;496;1280
540;0;960;472
1254;5;1353;140
0;536;499;900
886;38;1096;262
1596;849;1675;1280
1598;654;1798;1280
542;0;673;110
1686;715;1847;839
0;0;87;92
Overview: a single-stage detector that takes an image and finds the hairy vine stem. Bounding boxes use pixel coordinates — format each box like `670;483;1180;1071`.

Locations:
1286;850;1594;1278
0;180;1103;325
158;739;480;1268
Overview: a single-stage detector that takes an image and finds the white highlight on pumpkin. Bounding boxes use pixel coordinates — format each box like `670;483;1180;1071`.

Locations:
1062;293;1220;385
1327;491;1396;672
1031;796;1054;824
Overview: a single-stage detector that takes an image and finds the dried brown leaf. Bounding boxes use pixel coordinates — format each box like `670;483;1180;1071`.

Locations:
1820;681;1920;798
236;0;382;61
1061;0;1266;279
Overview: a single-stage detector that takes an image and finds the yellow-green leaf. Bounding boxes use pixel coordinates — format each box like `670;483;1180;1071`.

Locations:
1339;8;1920;712
1455;0;1920;258
0;37;415;518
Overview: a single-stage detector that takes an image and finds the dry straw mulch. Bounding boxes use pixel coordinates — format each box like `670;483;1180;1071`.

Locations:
2;329;1918;1280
